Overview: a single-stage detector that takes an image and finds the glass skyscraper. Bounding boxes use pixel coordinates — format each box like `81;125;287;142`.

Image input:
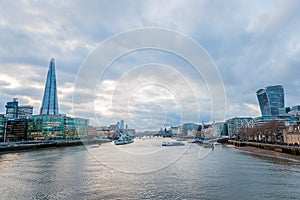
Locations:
256;85;284;116
120;120;125;131
5;98;18;119
40;58;59;115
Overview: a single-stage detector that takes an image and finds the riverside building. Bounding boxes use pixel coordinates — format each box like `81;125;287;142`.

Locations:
2;58;88;142
226;117;254;137
256;85;284;116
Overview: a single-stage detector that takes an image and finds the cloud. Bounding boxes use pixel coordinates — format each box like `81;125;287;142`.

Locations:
0;0;300;130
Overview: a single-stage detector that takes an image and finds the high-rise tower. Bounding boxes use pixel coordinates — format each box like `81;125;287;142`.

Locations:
256;85;284;116
40;58;59;115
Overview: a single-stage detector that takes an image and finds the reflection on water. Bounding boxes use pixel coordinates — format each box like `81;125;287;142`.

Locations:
0;138;300;199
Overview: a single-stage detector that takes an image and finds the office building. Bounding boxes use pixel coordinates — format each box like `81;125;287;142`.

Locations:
40;58;59;115
253;115;299;127
27;115;88;140
5;118;28;142
120;120;125;131
226;117;253;137
256;85;284;116
5;98;33;119
18;105;33;118
279;105;300;116
5;98;18;119
0;114;5;142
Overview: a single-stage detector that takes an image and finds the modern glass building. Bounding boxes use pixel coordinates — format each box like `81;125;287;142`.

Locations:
253;115;300;127
27;115;88;140
40;58;59;115
0;114;5;142
279;105;300;116
64;117;89;140
226;117;254;137
5;98;19;119
256;85;284;116
27;115;64;140
182;123;202;135
120;120;125;131
5;98;33;119
5;118;28;142
18;105;33;119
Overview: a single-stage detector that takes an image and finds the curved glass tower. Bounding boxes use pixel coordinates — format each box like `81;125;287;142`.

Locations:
40;58;59;115
256;85;284;116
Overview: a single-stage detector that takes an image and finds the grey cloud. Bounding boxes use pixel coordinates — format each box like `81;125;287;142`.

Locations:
0;0;300;128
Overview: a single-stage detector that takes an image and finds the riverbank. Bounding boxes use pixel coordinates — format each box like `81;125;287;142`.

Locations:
0;139;111;154
229;145;300;162
227;140;300;162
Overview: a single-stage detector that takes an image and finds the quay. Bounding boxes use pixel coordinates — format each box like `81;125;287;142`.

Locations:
0;139;111;154
228;140;300;156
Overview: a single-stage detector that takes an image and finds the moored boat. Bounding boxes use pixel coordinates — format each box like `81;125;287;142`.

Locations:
114;133;134;145
162;141;185;146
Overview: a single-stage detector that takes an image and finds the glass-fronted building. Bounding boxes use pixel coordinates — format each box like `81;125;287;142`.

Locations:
5;118;28;142
256;85;284;116
279;105;300;116
18;105;33;119
0;114;5;142
27;115;88;140
5;98;33;119
254;115;300;127
5;98;18;119
40;58;59;115
28;115;64;140
64;117;88;140
120;120;125;131
226;117;254;137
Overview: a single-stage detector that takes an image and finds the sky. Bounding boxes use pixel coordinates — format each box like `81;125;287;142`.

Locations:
0;0;300;130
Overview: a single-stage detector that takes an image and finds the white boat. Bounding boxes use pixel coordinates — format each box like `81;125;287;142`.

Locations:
162;141;185;146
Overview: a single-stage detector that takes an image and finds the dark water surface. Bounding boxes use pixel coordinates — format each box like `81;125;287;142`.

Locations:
1;138;300;200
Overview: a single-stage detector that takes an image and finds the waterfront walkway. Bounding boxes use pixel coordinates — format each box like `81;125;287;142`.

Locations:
228;140;300;156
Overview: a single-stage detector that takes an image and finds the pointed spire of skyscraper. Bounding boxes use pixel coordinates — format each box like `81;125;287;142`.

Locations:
40;58;59;115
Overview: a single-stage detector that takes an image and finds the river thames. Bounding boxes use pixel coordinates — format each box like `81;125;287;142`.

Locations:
1;138;300;199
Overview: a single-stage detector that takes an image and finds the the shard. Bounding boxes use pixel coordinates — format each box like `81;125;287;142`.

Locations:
40;58;59;115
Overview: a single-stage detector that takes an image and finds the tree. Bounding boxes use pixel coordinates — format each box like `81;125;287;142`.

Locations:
236;120;286;143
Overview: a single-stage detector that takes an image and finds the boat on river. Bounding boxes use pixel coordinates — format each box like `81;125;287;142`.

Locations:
90;144;100;148
114;133;134;145
162;141;185;146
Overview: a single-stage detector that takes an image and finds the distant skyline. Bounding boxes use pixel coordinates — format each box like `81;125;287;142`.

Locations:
0;1;300;129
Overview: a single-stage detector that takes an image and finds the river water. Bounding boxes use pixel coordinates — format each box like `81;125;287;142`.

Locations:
1;138;300;199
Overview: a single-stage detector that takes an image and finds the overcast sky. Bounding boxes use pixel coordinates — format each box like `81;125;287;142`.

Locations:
0;0;299;130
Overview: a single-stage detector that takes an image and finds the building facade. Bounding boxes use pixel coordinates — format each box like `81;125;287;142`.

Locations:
170;126;179;135
5;98;19;119
283;125;300;145
254;115;300;127
5;118;28;142
27;115;88;140
226;117;254;137
120;120;125;132
0;114;5;142
40;58;59;115
6;98;33;119
181;123;202;135
256;85;284;116
18;105;33;119
279;105;300;116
